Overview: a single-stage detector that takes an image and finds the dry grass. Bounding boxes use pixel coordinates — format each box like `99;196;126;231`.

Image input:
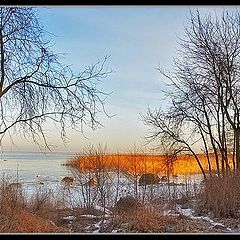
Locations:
114;196;142;214
0;151;239;233
105;206;218;233
0;177;69;233
0;174;237;233
196;172;240;218
5;210;67;233
67;153;226;176
106;206;168;233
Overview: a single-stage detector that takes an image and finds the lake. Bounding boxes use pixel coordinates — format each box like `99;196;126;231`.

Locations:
0;151;204;206
0;151;75;184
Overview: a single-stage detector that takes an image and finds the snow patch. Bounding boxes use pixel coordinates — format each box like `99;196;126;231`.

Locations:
80;214;100;219
176;204;232;232
85;219;107;233
95;205;112;215
178;207;194;217
63;215;76;221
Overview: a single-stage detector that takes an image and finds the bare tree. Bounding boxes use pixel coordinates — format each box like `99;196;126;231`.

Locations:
0;7;112;150
141;9;240;177
141;107;207;178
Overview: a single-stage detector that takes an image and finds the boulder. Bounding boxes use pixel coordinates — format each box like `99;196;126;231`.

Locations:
138;173;160;186
160;175;168;182
115;196;141;213
6;182;22;191
61;176;74;185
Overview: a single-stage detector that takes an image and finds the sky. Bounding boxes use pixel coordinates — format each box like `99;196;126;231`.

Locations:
3;5;239;153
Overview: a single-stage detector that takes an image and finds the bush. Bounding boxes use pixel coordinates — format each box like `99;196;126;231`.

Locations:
196;173;240;218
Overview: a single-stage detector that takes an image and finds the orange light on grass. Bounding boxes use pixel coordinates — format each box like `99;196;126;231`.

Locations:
67;153;233;176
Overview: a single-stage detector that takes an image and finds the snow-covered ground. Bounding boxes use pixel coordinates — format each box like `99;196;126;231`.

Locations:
1;153;236;233
14;170;203;209
0;155;231;233
2;165;238;233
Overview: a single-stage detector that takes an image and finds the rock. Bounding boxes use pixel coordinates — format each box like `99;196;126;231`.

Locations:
138;173;160;186
213;224;225;230
6;182;22;192
86;224;99;232
161;175;168;182
115;196;141;213
61;176;74;184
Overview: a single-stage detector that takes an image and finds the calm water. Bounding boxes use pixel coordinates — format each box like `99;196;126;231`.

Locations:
0;151;204;206
0;151;76;183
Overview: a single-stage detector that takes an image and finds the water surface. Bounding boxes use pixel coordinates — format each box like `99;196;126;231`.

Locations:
0;151;75;183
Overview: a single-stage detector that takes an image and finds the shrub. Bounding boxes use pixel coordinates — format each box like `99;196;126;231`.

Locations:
196;173;240;218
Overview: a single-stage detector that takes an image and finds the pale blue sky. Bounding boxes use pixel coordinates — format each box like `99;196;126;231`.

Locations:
4;6;238;153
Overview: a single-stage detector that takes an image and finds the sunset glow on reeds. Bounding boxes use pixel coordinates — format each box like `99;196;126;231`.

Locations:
67;153;232;176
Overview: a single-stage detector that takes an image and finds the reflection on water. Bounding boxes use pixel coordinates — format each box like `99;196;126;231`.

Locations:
0;151;75;183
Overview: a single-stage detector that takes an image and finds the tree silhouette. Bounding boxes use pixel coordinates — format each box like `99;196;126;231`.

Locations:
142;10;240;176
0;7;111;150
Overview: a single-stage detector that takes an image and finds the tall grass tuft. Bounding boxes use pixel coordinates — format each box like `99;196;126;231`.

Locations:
196;172;240;218
0;175;68;233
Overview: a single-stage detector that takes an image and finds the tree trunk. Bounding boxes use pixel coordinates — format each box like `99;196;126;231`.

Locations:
199;127;212;176
235;128;240;171
0;30;4;94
